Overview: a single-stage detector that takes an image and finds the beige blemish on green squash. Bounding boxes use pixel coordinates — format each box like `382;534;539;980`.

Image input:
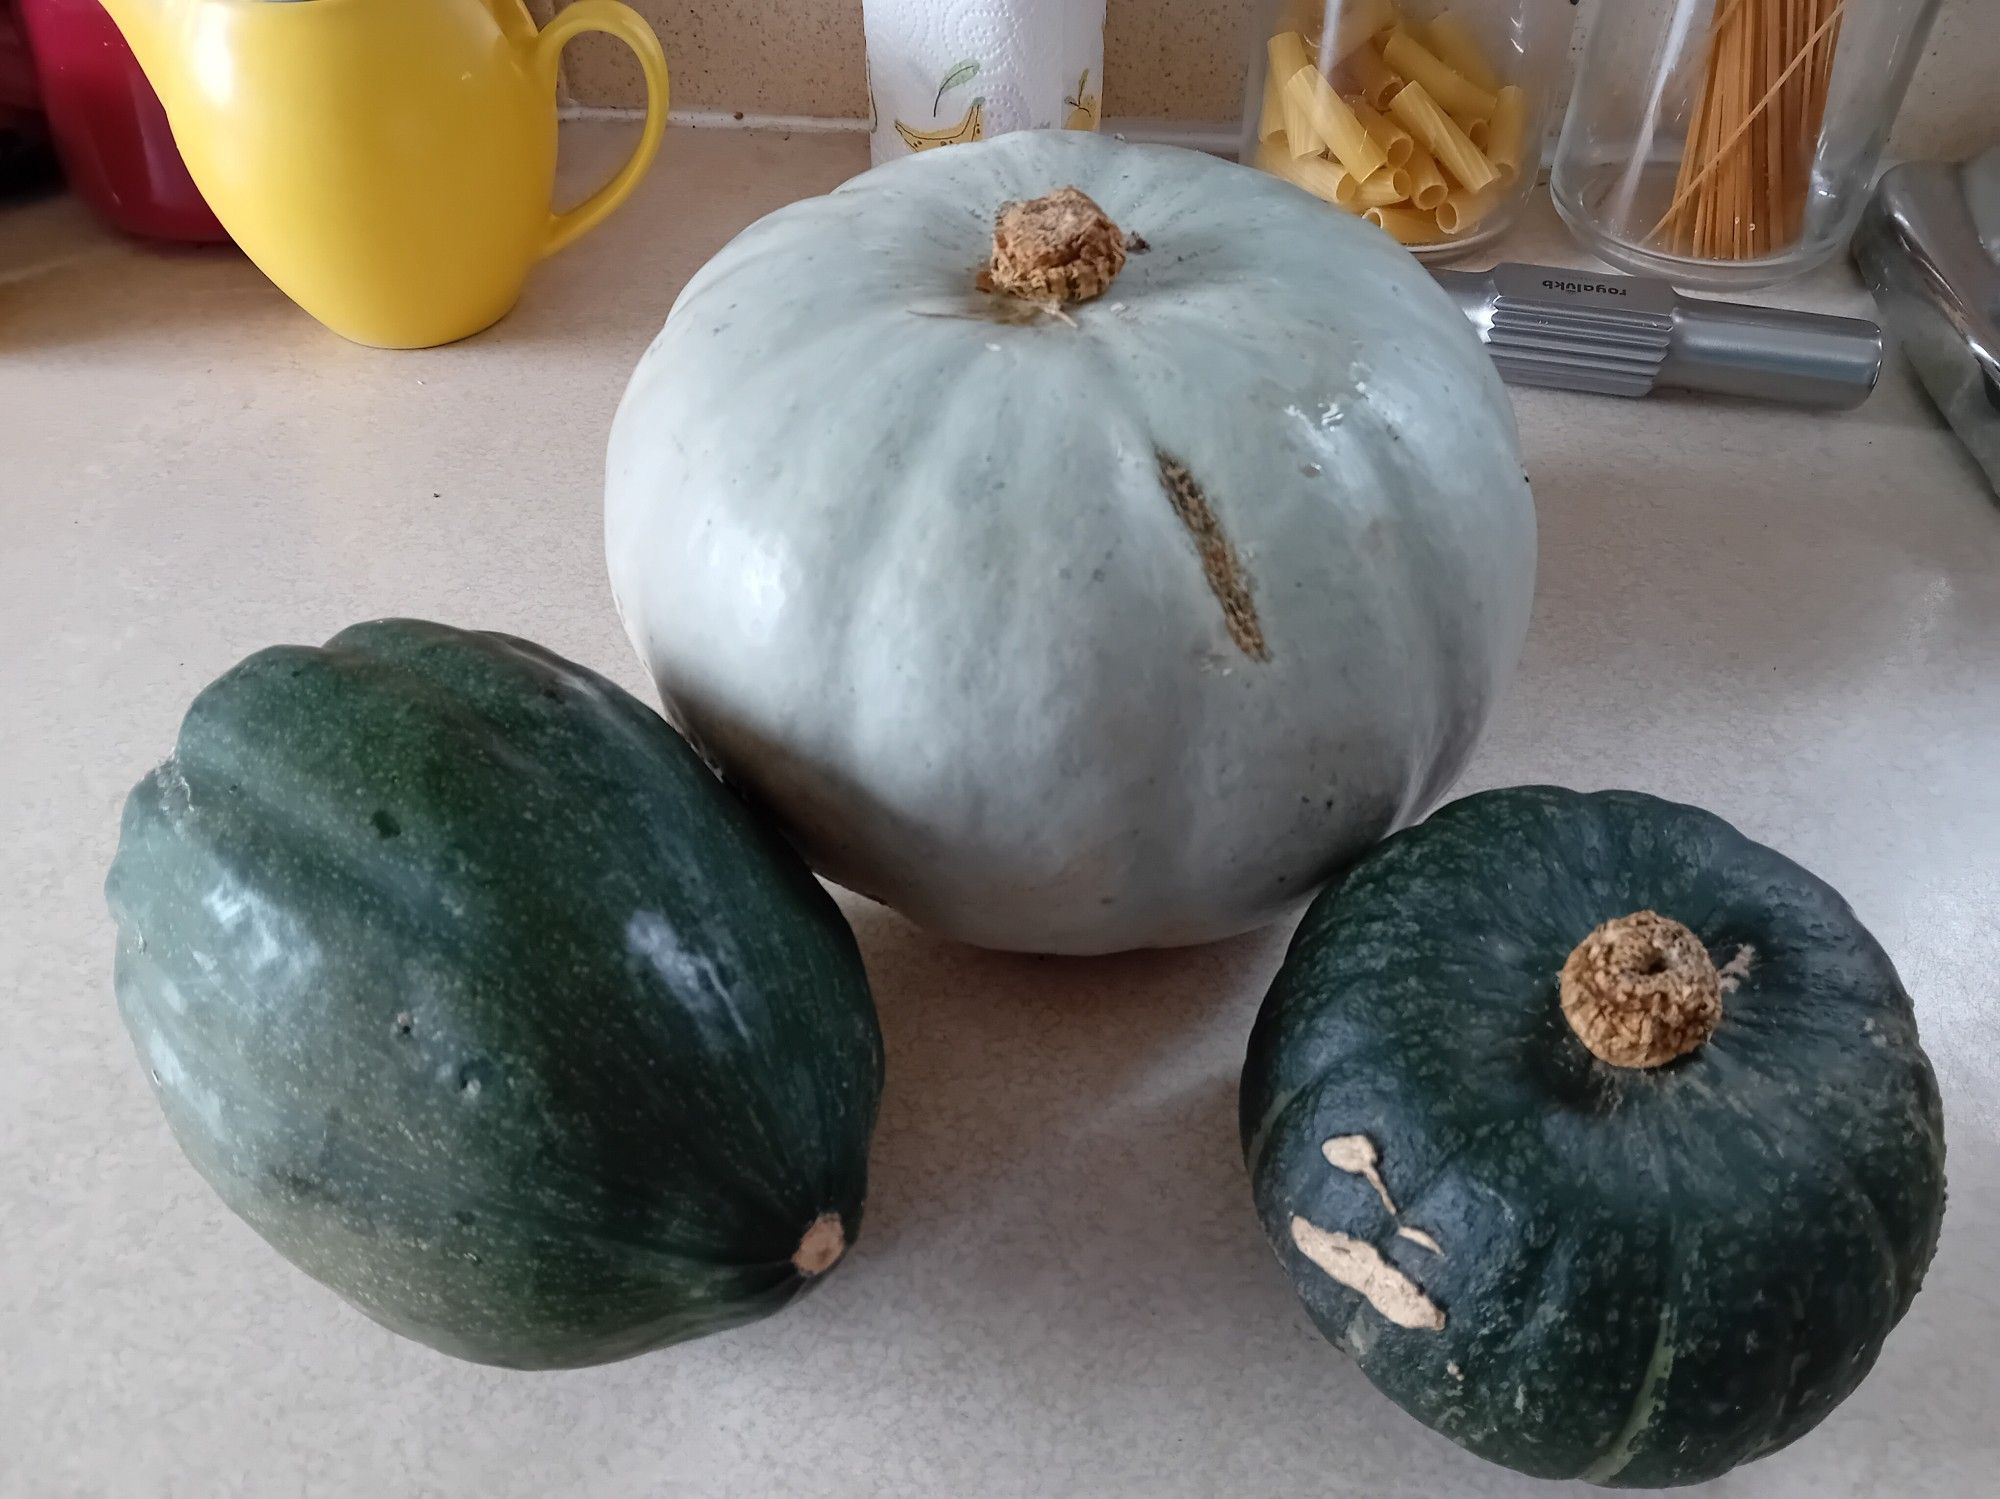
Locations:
1321;1133;1397;1215
1717;944;1756;993
792;1213;846;1277
1290;1215;1446;1331
1321;1134;1448;1257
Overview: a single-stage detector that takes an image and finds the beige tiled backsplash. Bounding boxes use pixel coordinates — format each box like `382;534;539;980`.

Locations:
554;0;1994;159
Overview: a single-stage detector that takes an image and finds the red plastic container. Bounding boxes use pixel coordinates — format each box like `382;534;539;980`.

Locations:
18;0;226;241
1;1;61;198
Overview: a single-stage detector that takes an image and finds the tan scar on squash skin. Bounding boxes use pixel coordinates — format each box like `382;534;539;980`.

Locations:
792;1213;845;1276
1322;1134;1398;1216
1157;453;1268;663
1290;1215;1447;1331
1322;1134;1447;1256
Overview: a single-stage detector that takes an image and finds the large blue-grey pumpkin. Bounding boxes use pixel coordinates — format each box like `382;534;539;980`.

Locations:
606;130;1536;954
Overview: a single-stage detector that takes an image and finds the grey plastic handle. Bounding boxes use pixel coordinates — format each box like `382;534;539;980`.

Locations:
1432;262;1882;408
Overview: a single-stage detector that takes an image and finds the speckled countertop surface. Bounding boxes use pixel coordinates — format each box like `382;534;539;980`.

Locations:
3;124;1997;1497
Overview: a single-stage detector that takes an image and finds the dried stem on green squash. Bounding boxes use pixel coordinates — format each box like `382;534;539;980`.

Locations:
1560;910;1722;1068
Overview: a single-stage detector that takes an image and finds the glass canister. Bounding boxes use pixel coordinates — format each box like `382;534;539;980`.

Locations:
1239;1;1577;259
1551;0;1942;289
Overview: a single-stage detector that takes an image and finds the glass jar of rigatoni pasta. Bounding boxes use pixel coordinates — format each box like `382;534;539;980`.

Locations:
1241;1;1576;258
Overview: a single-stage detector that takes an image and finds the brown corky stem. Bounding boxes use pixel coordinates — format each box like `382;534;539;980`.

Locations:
792;1213;846;1277
978;187;1127;304
1559;911;1722;1069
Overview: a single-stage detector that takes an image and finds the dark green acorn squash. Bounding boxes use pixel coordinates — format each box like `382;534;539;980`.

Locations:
1241;787;1946;1487
106;620;884;1369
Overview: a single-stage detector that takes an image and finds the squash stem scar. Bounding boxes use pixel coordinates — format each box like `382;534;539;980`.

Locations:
1560;911;1722;1069
792;1213;846;1277
1157;452;1268;662
978;186;1127;305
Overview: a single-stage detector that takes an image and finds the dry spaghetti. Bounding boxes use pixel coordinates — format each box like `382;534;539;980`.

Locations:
1652;0;1847;259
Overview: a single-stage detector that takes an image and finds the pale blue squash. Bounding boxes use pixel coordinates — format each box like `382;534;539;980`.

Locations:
607;130;1536;954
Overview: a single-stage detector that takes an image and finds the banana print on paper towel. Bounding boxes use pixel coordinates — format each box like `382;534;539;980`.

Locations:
896;58;986;152
894;99;985;151
1065;70;1100;131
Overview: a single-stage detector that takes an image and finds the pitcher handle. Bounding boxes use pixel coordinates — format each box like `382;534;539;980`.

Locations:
535;1;670;260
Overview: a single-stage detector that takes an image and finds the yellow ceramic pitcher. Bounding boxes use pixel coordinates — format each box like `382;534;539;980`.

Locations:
101;0;669;348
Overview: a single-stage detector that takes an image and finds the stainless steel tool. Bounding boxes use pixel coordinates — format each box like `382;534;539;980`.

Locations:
1853;148;2000;497
1432;261;1883;408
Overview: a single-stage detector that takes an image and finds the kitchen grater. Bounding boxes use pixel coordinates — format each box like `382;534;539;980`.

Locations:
1432;261;1883;408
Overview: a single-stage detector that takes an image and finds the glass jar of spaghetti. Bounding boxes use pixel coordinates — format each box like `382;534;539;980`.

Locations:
1240;1;1576;259
1552;0;1942;289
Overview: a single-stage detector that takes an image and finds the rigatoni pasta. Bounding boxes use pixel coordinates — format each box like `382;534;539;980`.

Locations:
1251;1;1528;248
1259;76;1287;141
1403;145;1448;209
1350;99;1414;168
1280;91;1320;158
1422;11;1501;93
1269;33;1321;158
1482;85;1528;183
1291;67;1390;181
1388;80;1499;192
1262;139;1362;206
1381;28;1498;125
1268;29;1313;81
1365;206;1446;245
1254;132;1294;178
1353;169;1414;209
1325;0;1398;66
1338;43;1402;111
1435;182;1503;235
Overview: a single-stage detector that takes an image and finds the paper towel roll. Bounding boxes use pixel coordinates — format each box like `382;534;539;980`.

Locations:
864;0;1107;165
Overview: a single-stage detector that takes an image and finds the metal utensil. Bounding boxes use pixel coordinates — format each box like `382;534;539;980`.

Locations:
1853;149;2000;496
1432;261;1882;407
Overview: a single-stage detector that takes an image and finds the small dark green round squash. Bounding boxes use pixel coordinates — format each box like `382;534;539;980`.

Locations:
1241;787;1946;1487
106;620;884;1369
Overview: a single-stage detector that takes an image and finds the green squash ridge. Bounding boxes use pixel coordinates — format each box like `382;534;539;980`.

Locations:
1735;1055;1909;1298
1744;1280;1811;1464
120;933;833;1278
1709;1019;1917;1297
1241;1035;1409;1181
1365;1126;1484;1253
1580;1302;1679;1483
1240;1083;1297;1179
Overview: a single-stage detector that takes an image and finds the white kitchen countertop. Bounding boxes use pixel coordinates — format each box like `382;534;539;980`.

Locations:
3;124;1996;1497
